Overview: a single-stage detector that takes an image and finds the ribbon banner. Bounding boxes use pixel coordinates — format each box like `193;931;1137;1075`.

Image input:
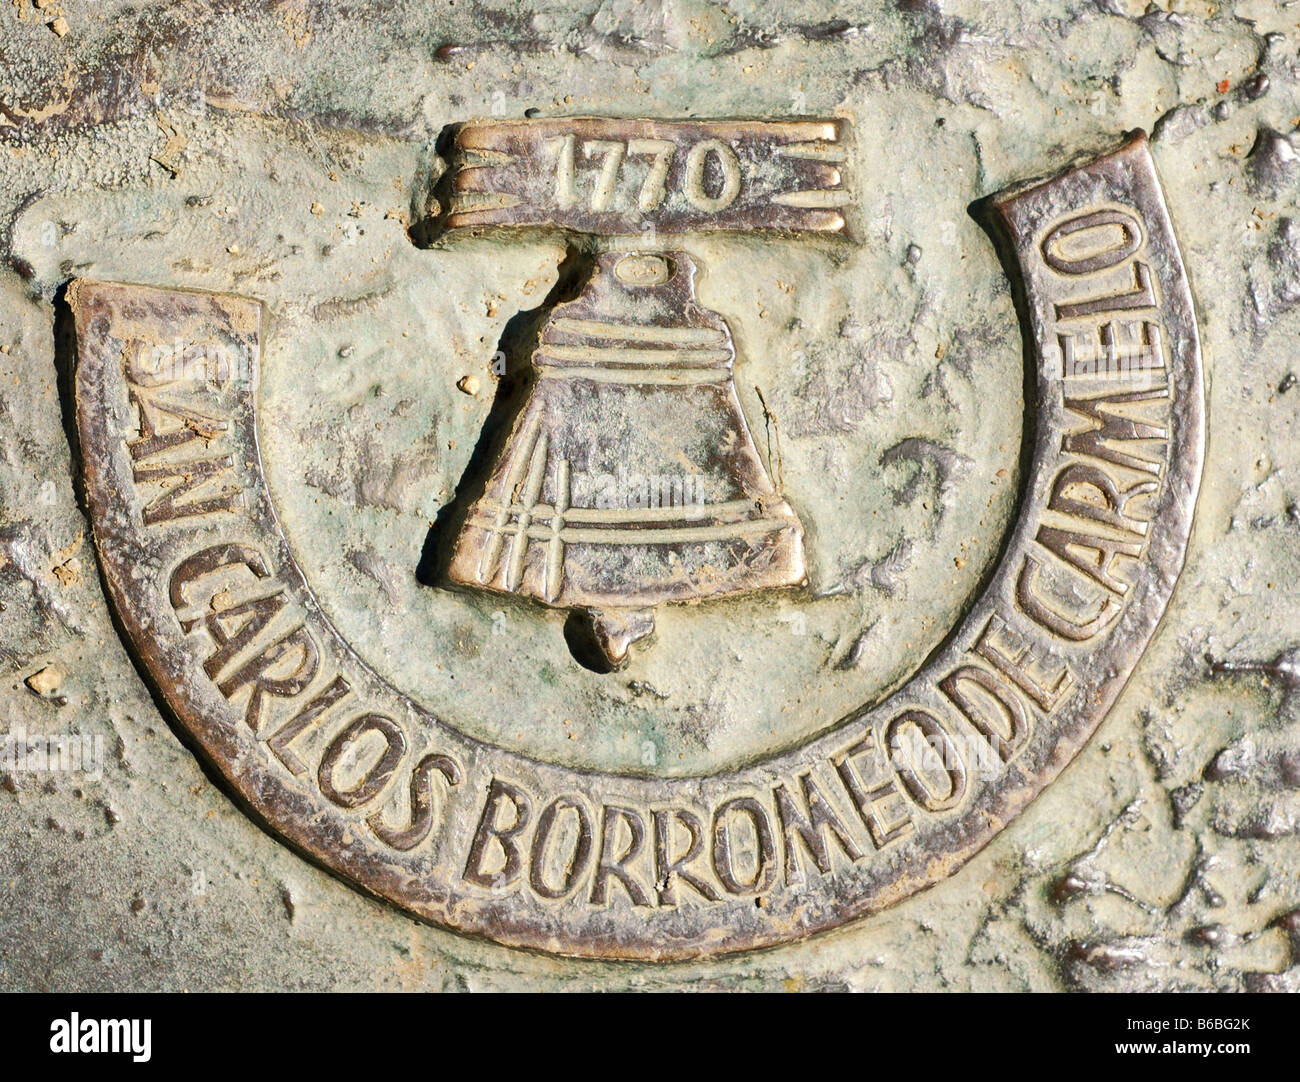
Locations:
442;116;853;236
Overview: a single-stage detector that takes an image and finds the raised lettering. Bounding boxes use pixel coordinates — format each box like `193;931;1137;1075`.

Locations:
1016;554;1121;642
884;710;968;813
974;614;1072;711
265;674;352;775
168;543;271;631
1048;460;1156;538
201;590;289;679
217;624;320;732
1035;523;1143;596
774;771;864;884
711;796;776;896
590;804;652;907
652;807;719;906
1041;208;1143;276
831;732;913;847
938;664;1031;762
463;777;532;889
1056;260;1156;321
368;752;462;851
1061;387;1168;477
317;713;406;810
528;795;594;900
684;138;742;212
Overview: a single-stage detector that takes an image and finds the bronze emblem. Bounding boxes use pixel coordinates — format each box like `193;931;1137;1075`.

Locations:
448;249;808;664
70;126;1204;960
441;118;849;662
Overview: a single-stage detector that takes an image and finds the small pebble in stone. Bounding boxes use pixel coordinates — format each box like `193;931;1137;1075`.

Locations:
457;375;480;396
905;244;922;265
25;666;62;696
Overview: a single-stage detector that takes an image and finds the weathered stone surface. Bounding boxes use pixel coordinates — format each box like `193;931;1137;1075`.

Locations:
1;0;1298;989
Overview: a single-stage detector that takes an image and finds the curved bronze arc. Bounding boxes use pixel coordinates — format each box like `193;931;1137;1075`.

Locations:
73;131;1203;959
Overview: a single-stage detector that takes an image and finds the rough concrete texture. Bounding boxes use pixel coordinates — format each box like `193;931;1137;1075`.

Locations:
1;0;1298;989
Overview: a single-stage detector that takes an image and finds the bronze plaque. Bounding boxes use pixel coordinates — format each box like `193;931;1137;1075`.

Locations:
68;125;1204;960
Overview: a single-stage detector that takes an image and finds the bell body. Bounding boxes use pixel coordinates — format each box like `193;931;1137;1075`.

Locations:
449;251;805;631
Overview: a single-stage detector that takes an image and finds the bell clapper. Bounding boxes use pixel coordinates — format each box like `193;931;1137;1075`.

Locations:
589;608;655;667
